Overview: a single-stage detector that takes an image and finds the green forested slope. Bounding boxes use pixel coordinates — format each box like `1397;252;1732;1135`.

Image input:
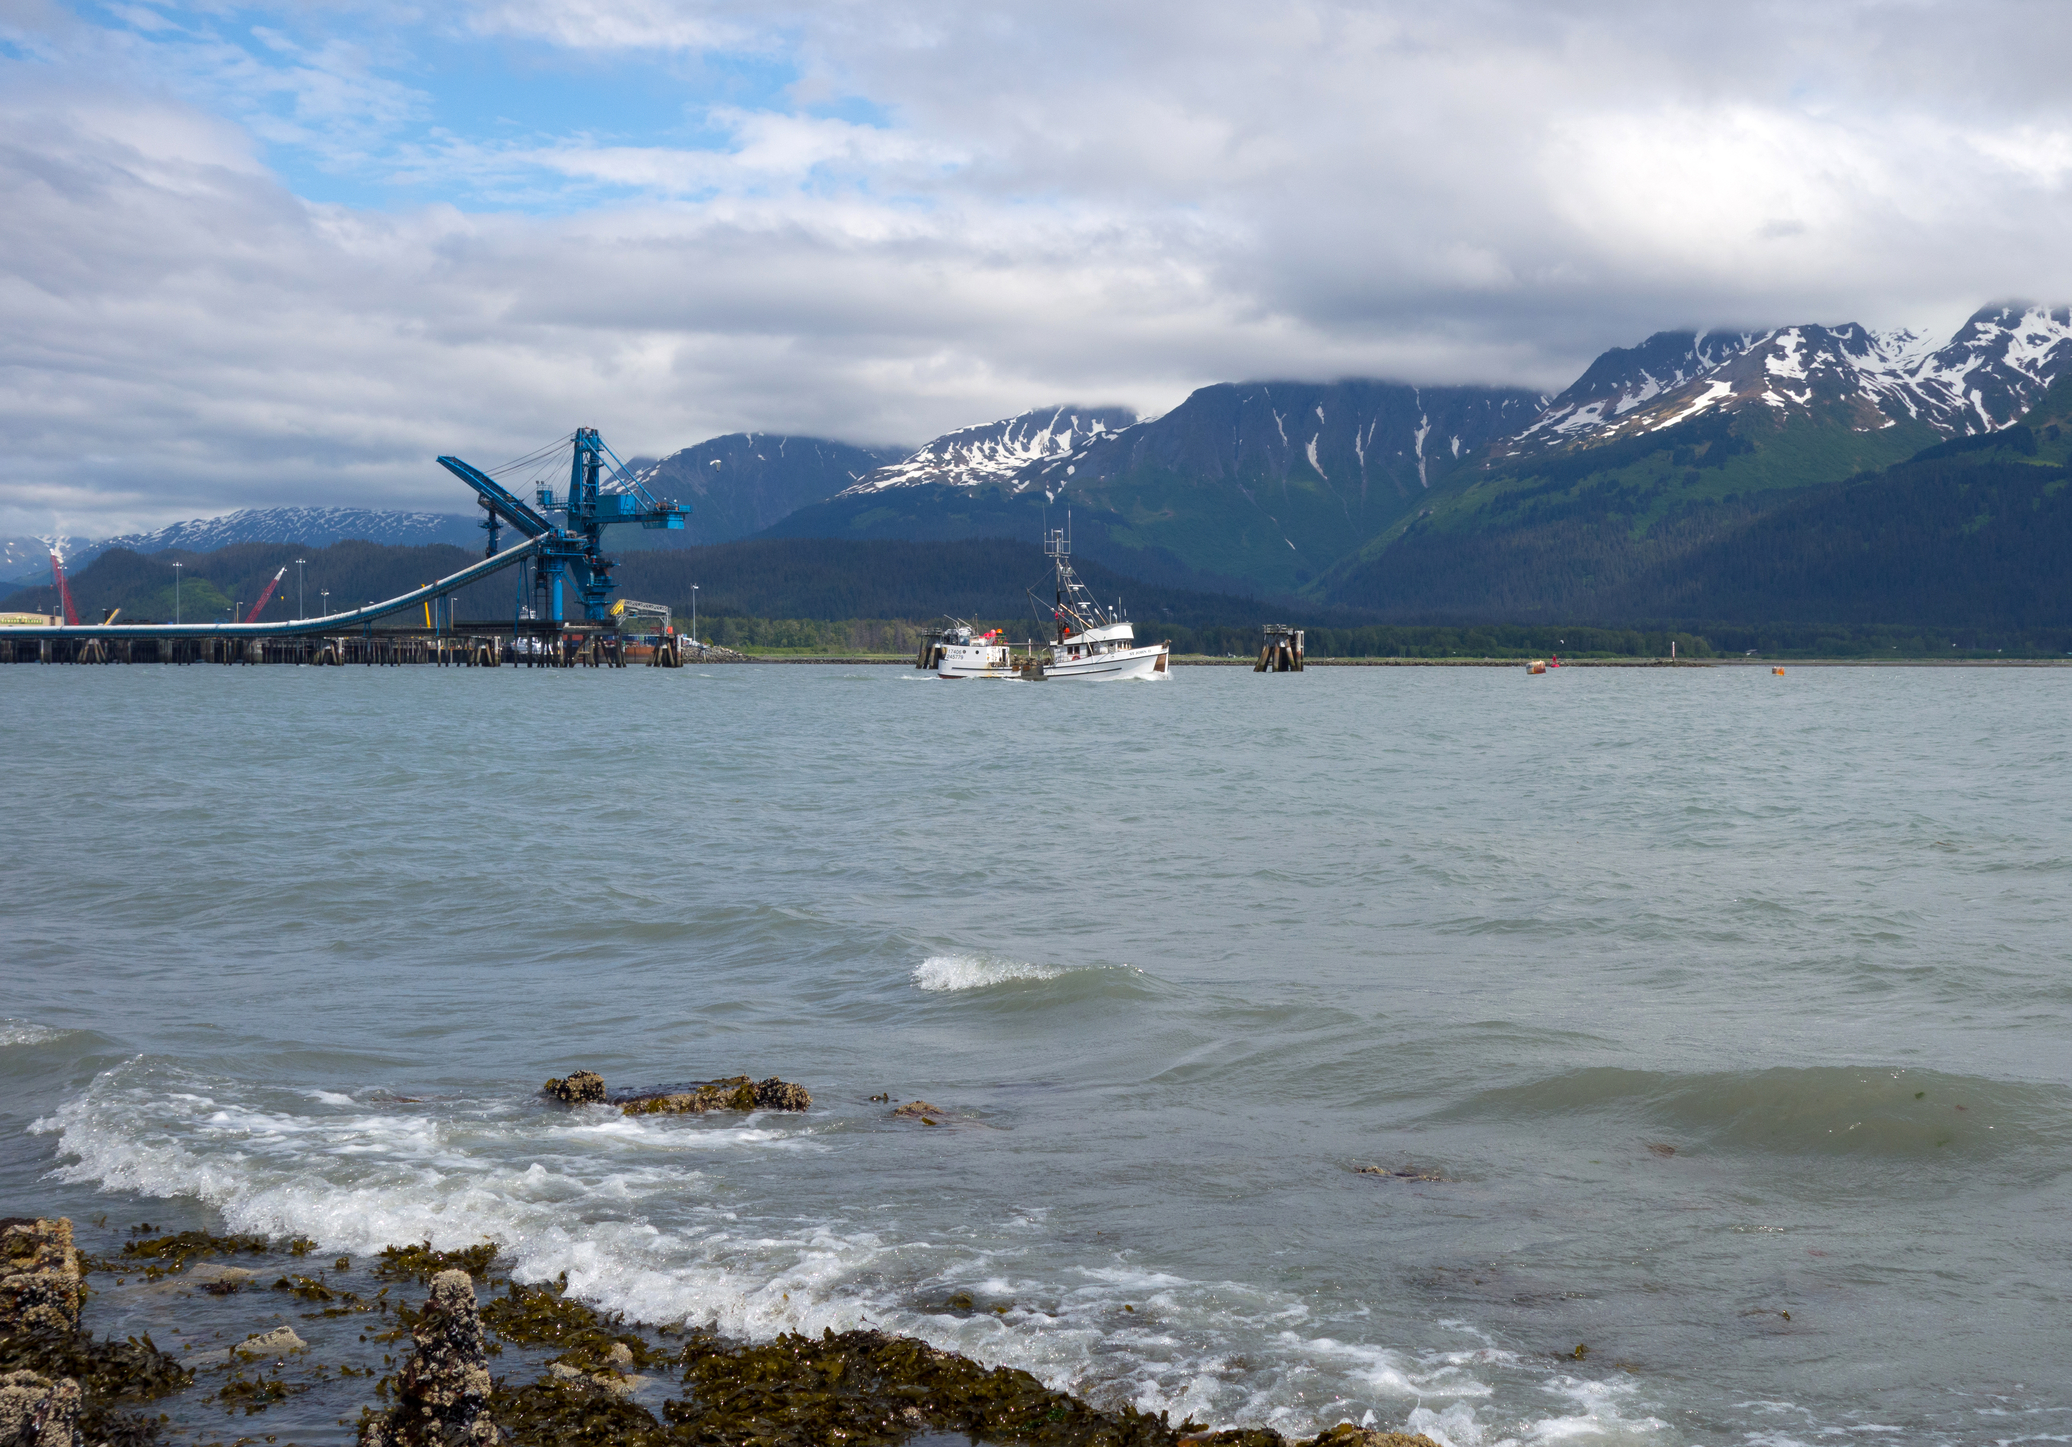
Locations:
611;538;1269;629
1315;403;1940;617
1;537;1275;634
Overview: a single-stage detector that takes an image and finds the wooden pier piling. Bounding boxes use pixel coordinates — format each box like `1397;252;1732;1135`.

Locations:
1255;624;1305;672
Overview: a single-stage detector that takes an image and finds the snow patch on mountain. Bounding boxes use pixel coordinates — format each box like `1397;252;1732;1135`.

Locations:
1505;304;2072;454
1514;329;1760;447
0;535;96;583
841;406;1138;495
101;508;482;555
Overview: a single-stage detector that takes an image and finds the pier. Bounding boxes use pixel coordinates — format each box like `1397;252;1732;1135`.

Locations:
2;624;700;667
2;426;700;671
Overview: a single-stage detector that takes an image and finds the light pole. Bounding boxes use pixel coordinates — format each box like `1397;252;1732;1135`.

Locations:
172;561;182;623
690;585;698;648
321;589;329;620
296;558;306;620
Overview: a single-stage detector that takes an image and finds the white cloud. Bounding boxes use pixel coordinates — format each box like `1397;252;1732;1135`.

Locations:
4;0;2072;532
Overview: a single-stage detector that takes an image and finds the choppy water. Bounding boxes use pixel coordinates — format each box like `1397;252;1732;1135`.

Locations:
3;662;2069;1446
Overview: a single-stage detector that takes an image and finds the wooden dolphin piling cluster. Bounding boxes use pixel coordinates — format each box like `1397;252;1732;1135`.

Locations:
1256;624;1305;672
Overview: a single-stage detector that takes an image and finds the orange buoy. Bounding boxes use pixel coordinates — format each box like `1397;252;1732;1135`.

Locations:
1773;666;1785;675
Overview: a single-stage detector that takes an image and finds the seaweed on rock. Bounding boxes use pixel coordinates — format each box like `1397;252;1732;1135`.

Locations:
618;1077;812;1116
376;1242;501;1284
117;1232;270;1277
490;1375;674;1447
479;1279;657;1374
664;1327;1186;1446
0;1328;191;1444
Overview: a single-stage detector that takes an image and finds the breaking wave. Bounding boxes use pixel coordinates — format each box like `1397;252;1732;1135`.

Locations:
28;1057;1667;1442
0;1018;67;1048
912;954;1071;990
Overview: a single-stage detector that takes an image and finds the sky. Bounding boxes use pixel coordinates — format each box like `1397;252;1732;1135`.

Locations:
4;0;2072;534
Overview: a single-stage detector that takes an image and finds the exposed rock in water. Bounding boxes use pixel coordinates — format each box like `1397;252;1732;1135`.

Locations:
0;1369;81;1447
617;1076;812;1115
359;1270;501;1446
541;1071;606;1105
893;1100;942;1122
752;1077;813;1111
233;1326;306;1359
0;1219;81;1335
1353;1166;1449;1182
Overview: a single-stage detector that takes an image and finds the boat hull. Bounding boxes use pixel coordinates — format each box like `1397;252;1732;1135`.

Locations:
1043;644;1170;681
936;643;1169;679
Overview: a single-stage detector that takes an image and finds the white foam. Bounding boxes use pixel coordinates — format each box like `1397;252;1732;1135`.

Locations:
0;1018;66;1047
31;1058;1675;1444
912;954;1067;990
1408;1402;1491;1447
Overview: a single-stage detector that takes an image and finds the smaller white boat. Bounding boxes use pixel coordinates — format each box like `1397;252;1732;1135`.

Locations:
926;622;1022;680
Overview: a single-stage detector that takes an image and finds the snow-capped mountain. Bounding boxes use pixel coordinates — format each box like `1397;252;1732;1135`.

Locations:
840;405;1138;495
100;507;482;554
768;381;1543;595
1502;304;2072;454
1511;330;1759;446
1905;303;2072;429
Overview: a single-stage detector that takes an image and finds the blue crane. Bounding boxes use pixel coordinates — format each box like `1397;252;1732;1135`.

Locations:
438;427;685;628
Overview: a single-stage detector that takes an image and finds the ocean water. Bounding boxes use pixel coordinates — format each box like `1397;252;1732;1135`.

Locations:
2;662;2068;1445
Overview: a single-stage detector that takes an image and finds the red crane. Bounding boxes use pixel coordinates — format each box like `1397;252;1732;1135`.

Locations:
47;546;78;626
244;566;288;623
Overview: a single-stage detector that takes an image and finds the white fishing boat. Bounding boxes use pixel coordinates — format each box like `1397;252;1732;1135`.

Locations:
924;622;1021;679
1039;528;1170;681
910;528;1170;680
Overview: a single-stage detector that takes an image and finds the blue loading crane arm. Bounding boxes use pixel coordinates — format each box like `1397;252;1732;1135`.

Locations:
437;455;555;538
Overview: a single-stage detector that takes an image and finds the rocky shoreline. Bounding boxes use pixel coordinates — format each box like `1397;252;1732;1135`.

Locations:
1;1216;1439;1447
3;1072;1442;1447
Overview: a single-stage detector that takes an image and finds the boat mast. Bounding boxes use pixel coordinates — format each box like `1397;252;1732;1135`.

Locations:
1045;520;1111;638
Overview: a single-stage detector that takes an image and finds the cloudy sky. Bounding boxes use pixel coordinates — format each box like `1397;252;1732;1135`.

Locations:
4;0;2072;533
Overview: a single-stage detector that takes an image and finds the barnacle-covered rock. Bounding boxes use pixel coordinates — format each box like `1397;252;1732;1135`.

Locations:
617;1076;811;1116
0;1369;81;1447
0;1219;81;1335
359;1270;501;1446
541;1071;606;1105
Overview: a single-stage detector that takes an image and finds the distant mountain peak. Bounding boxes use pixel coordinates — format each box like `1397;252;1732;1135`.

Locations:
842;404;1139;496
102;506;480;554
1502;304;2072;456
1510;329;1762;447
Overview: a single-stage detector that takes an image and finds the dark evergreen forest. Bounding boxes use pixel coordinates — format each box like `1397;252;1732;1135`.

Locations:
8;446;2068;657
